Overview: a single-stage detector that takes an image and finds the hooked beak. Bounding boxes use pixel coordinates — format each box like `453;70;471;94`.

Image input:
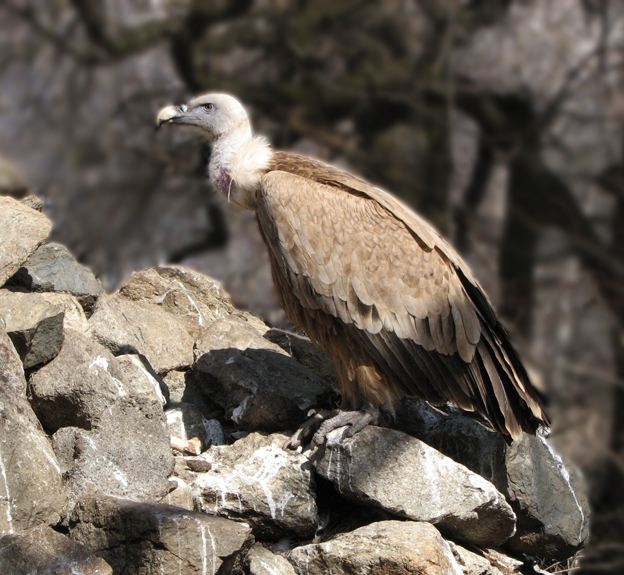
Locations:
155;104;188;128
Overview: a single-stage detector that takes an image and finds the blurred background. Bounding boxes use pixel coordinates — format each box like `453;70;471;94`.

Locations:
0;0;623;571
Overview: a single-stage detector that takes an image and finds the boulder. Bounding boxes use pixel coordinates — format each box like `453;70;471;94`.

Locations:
448;543;531;575
287;520;461;575
116;353;168;407
88;293;194;373
7;243;104;309
192;432;318;539
194;317;334;431
0;196;51;287
69;494;254;575
0;328;65;535
165;402;227;451
54;398;174;509
0;289;65;368
0;523;112;575
314;426;516;547
39;292;90;334
245;545;297;575
163;369;222;417
29;329;130;432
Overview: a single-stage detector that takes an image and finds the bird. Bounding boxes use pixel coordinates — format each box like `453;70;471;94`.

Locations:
156;93;548;445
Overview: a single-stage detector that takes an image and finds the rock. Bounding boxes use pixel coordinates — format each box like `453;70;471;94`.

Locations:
116;353;168;406
29;329;130;432
163;369;222;417
88;294;194;374
117;265;258;339
192;432;318;539
39;292;90;334
288;520;461;575
448;543;529;575
0;326;66;535
56;398;174;509
20;194;44;212
0;289;65;368
0;196;51;287
245;545;297;575
7;243;104;303
194;317;334;431
314;426;516;547
504;433;590;559
263;329;338;388
0;523;112;575
165;402;227;451
160;480;195;511
69;494;254;575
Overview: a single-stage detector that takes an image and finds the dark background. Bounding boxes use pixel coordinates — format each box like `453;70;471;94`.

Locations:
0;1;623;571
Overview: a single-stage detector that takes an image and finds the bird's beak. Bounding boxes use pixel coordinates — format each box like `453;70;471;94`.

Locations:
155;104;188;128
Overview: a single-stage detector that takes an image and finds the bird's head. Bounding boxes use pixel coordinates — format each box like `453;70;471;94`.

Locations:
156;93;251;140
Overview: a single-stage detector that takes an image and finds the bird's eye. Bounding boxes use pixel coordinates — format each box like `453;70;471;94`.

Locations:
203;103;214;112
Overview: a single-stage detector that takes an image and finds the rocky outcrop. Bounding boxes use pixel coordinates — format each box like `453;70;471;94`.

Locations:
0;199;587;574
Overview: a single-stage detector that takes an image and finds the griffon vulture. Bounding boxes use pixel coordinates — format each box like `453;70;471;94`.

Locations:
156;94;548;444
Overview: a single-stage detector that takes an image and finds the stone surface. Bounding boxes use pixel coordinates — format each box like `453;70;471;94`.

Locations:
192;432;318;539
88;293;194;373
166;402;227;451
54;398;174;509
0;326;66;535
8;242;104;299
314;426;516;547
0;288;65;368
448;543;532;575
116;353;168;406
0;523;112;575
69;494;254;575
0;196;51;287
505;433;590;559
288;520;461;575
39;291;90;334
30;329;130;432
245;545;297;575
194;317;334;431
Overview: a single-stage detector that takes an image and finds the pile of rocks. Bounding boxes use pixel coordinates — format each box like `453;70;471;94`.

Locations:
0;195;589;575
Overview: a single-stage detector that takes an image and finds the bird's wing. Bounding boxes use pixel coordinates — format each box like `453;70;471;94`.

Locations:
257;168;547;438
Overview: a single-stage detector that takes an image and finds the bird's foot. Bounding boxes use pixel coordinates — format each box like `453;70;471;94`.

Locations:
283;406;380;450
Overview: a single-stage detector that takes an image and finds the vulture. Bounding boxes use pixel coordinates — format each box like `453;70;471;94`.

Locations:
156;94;548;444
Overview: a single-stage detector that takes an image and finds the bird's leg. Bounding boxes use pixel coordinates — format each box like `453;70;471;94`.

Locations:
283;408;337;450
312;403;380;445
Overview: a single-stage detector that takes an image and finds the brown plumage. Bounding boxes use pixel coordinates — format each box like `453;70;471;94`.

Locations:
157;94;549;440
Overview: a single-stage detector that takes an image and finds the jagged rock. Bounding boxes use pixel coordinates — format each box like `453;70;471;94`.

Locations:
163;369;222;417
245;545;297;575
0;196;51;287
88;293;194;373
118;265;267;338
263;329;338;388
8;243;104;308
160;479;195;511
55;398;173;509
29;329;130;432
69;494;254;575
20;194;44;211
0;289;65;368
288;520;461;575
0;523;112;575
314;426;516;547
116;353;168;406
0;327;65;535
448;543;532;575
39;292;90;334
504;434;590;559
165;402;227;451
192;432;318;539
194;317;334;431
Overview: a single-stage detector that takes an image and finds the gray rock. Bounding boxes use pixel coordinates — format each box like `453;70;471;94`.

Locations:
118;265;266;339
69;494;254;575
88;294;194;374
448;543;529;575
0;326;66;535
163;369;222;417
8;242;104;298
20;194;44;212
194;317;334;431
263;329;338;389
314;426;516;547
39;292;90;334
57;398;174;509
288;520;461;575
29;329;130;432
0;289;65;368
116;353;168;406
504;433;590;559
0;196;51;287
165;402;227;451
193;432;318;539
245;545;297;575
0;523;112;575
